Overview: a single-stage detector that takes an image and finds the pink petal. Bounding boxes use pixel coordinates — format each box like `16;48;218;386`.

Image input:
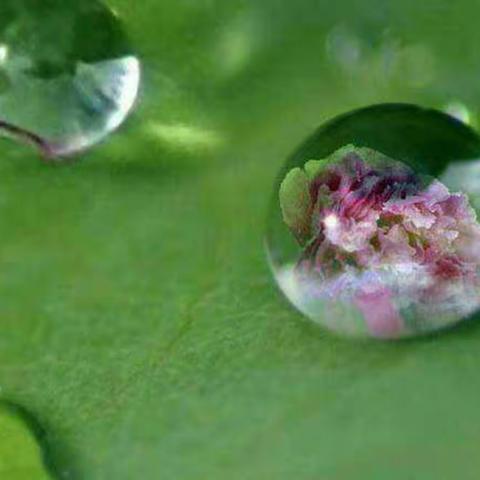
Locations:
354;286;403;338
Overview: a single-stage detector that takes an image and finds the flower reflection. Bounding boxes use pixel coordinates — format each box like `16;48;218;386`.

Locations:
279;145;480;338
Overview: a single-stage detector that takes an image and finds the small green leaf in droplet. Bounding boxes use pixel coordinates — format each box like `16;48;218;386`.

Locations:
279;167;312;244
304;159;328;179
0;404;52;480
304;144;358;179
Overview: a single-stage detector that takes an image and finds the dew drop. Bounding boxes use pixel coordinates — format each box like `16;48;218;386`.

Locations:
0;401;54;478
0;0;141;159
266;104;480;339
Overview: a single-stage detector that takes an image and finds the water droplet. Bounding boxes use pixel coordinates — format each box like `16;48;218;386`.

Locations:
0;401;53;478
266;104;480;339
0;0;141;158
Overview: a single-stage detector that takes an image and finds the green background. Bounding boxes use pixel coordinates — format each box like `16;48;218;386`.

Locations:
2;0;480;478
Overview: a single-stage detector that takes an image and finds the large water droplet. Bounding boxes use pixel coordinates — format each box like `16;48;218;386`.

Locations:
267;104;480;339
0;0;140;158
0;401;53;478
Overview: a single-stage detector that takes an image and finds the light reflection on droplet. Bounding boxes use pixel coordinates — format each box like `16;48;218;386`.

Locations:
444;101;473;125
0;44;9;64
441;160;480;211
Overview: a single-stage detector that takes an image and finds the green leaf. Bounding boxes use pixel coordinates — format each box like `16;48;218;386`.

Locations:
279;167;311;242
304;145;363;179
304;158;327;179
1;1;480;479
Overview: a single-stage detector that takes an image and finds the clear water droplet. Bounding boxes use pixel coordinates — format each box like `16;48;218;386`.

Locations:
0;401;53;478
267;104;480;339
0;0;141;158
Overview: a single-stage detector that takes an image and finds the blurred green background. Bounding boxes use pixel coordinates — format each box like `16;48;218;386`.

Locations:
2;0;480;478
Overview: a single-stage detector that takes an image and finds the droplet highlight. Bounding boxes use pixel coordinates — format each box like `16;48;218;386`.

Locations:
267;104;480;339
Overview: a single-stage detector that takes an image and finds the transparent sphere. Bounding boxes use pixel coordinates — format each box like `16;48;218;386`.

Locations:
0;0;140;158
267;104;480;339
